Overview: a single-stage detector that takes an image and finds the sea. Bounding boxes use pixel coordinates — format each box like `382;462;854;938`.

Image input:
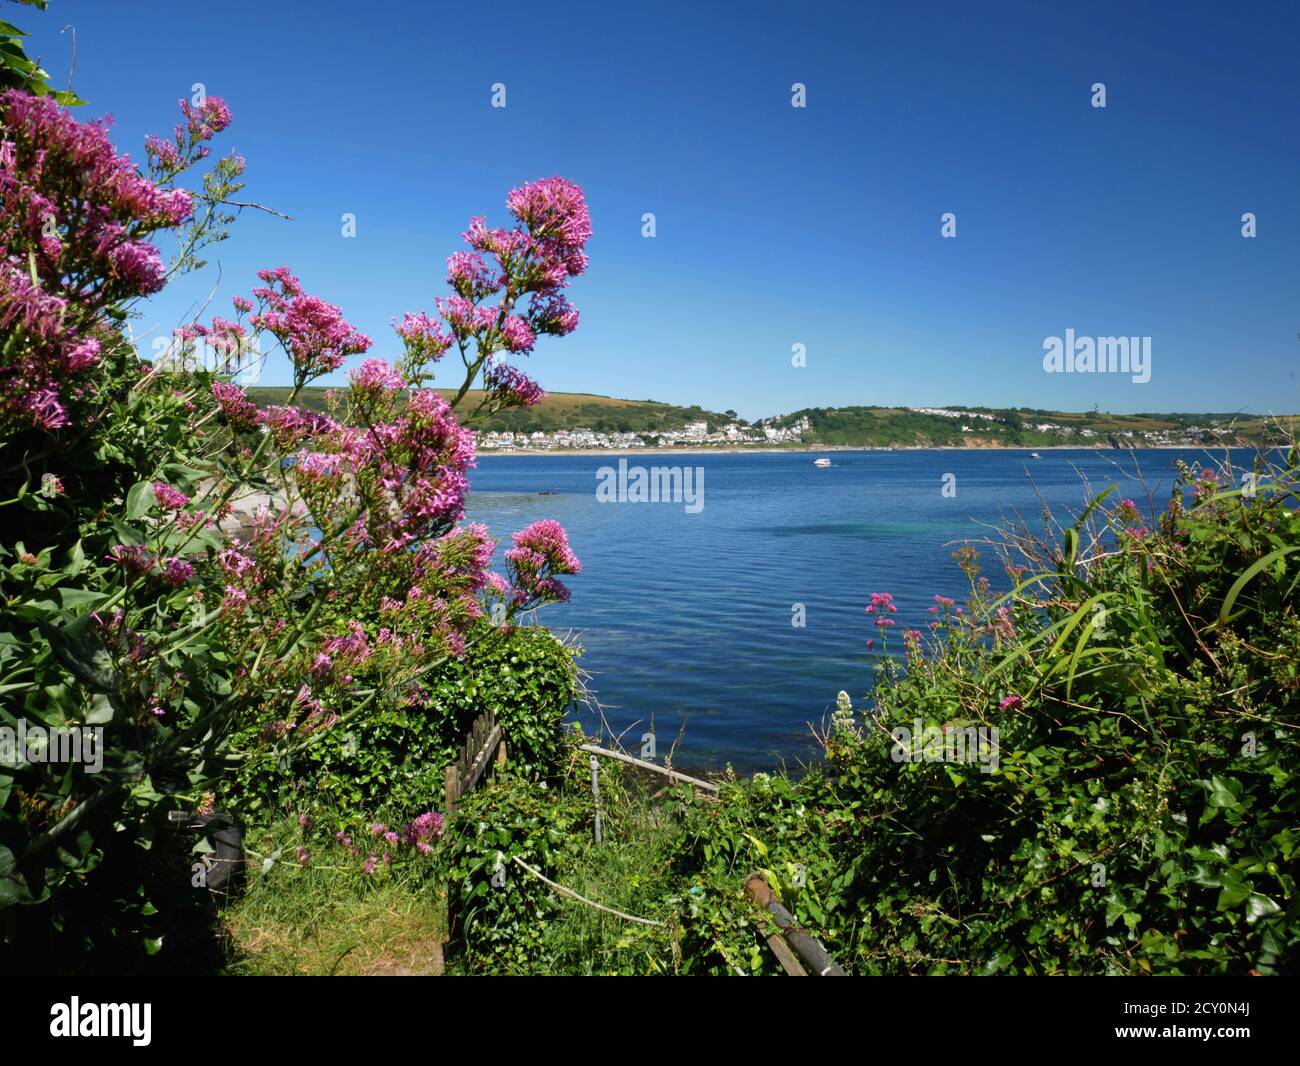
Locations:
465;447;1249;772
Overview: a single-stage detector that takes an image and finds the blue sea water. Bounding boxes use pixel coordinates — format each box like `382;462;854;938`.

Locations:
465;448;1244;772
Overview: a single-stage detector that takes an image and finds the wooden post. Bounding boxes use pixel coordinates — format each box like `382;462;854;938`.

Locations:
590;754;603;845
444;764;460;814
744;873;845;976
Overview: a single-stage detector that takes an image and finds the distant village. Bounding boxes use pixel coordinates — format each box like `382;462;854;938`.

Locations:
475;408;1257;451
476;416;813;451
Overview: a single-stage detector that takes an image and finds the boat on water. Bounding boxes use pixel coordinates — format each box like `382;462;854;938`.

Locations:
813;457;832;467
1030;452;1042;459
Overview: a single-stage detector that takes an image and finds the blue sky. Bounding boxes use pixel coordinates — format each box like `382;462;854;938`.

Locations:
20;0;1300;419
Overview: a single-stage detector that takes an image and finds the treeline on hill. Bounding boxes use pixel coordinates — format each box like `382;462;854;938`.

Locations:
245;387;735;437
777;406;1282;448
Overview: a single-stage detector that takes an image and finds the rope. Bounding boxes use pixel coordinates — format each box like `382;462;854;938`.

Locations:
510;856;667;928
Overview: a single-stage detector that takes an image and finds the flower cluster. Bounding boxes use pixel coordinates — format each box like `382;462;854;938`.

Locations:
0;91;213;431
397;177;589;390
505;519;582;608
248;267;372;384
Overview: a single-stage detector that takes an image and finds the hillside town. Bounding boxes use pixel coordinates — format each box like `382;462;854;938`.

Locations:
476;416;813;451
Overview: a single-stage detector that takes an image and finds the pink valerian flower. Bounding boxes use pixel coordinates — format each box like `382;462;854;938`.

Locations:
248;267;372;382
463;216;534;259
144;134;180;169
505;176;592;278
161;557;194;587
345;388;477;544
484;360;545;407
179;96;233;141
349;357;407;394
259;404;337;451
211;381;259;430
431;523;496;587
393;311;453;365
320;621;373;670
990;606;1015;641
403;811;444;851
506;177;593;246
1113;498;1142;525
865;591;897;616
107;544;155;576
105;237;166;294
231;294;253;313
446;251;503;300
218;548;255;577
528;291;580;336
0;89;207;435
505;519;582;607
153;481;190;511
436;295;497;340
369;823;387;837
499;315;536;354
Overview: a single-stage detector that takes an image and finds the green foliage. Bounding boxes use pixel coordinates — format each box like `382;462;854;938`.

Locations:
0;353;238;974
666;449;1300;975
0;2;83;103
231;625;579;822
441;774;588;971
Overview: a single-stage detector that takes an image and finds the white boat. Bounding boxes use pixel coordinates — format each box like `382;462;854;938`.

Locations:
813;457;832;467
1030;452;1041;459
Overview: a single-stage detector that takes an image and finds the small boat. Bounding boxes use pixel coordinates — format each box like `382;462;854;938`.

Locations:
813;457;832;467
1030;452;1041;459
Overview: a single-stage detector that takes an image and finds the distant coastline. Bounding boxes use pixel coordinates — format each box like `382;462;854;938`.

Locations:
476;442;1253;459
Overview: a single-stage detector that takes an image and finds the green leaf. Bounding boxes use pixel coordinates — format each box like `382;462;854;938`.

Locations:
126;480;156;520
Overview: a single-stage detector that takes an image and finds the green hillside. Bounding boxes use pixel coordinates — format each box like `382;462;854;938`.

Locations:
245;387;736;434
245;387;1292;448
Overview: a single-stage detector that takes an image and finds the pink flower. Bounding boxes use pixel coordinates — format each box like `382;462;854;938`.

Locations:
161;557;194;587
484;360;544;407
249;268;371;382
107;544;155;575
506;519;581;607
999;695;1023;711
153;481;190;511
499;315;536;353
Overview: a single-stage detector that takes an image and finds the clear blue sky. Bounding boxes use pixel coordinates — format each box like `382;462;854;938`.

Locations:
20;0;1300;419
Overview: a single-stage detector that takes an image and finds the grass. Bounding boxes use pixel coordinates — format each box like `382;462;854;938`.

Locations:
222;854;448;976
218;761;693;976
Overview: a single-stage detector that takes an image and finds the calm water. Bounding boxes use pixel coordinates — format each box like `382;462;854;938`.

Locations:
465;448;1238;771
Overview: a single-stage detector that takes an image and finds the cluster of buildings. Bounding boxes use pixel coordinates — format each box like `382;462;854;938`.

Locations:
475;416;812;451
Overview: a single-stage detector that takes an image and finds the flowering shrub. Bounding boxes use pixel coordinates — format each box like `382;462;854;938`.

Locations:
0;68;590;970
